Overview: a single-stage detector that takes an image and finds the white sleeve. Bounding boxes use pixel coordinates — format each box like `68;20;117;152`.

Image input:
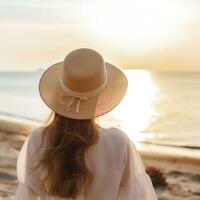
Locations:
15;130;46;199
119;137;157;200
15;183;40;200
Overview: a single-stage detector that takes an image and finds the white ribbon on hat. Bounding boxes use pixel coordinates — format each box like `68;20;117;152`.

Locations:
59;76;107;112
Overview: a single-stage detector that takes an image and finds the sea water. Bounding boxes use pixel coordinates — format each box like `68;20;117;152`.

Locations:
1;69;200;148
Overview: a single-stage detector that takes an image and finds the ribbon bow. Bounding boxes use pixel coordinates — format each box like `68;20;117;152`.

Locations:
59;96;88;113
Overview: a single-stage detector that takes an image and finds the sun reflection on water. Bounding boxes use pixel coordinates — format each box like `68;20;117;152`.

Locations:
100;70;159;142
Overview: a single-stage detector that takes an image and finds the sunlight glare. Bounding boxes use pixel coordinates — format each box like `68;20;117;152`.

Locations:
112;70;158;142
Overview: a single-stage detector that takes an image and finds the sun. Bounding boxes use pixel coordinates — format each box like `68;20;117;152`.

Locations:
85;0;184;51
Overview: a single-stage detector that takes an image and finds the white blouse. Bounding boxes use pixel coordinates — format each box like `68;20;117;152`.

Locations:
15;127;157;200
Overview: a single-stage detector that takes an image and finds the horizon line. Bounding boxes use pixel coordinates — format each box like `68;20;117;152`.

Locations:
1;68;200;73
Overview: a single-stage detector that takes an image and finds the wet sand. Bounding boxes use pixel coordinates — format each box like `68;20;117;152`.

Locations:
0;128;200;200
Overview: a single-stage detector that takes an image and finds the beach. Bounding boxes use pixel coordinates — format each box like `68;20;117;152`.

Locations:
1;121;200;200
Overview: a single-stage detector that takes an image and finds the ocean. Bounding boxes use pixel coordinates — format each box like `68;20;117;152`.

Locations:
1;69;200;148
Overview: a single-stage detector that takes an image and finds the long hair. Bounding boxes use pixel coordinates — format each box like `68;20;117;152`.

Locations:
35;112;99;198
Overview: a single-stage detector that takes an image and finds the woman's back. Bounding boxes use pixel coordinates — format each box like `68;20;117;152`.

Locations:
16;126;157;200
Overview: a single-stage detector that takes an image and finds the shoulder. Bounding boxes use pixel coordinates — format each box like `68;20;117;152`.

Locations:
102;127;138;154
30;126;44;140
18;127;44;160
28;126;45;150
101;127;129;147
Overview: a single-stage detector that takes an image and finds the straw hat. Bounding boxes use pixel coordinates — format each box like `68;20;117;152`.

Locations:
39;48;128;119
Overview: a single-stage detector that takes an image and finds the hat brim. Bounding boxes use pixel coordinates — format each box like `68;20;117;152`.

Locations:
39;62;128;119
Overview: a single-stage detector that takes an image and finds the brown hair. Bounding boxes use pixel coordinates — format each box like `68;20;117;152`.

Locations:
35;112;99;198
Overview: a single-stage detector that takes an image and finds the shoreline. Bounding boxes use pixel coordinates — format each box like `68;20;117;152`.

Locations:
0;115;41;134
1;116;200;163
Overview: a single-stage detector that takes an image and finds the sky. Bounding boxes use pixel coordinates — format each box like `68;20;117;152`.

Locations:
0;0;200;71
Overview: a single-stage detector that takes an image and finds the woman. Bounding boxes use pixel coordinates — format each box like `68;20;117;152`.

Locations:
15;48;157;199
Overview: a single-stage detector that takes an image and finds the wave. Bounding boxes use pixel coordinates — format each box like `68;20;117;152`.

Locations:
0;111;41;122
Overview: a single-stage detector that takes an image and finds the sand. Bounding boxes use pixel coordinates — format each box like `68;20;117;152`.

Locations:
0;125;200;200
0;130;21;200
144;156;200;200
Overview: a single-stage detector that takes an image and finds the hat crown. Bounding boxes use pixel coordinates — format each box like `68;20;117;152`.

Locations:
62;48;106;93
